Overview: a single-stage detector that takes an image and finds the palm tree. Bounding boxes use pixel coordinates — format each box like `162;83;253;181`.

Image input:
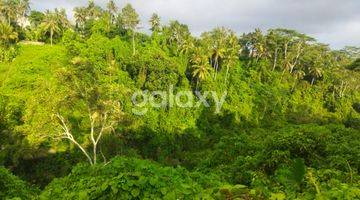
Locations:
223;33;240;84
74;7;87;29
167;21;190;48
192;62;211;81
87;0;102;19
190;47;204;64
120;4;140;55
0;0;29;25
2;0;17;24
309;66;322;85
18;0;30;18
202;27;231;79
192;56;212;89
107;0;117;24
179;37;194;55
251;29;268;62
55;8;70;30
0;22;18;47
41;10;60;46
149;13;160;32
292;69;305;90
0;1;5;22
282;59;293;76
224;53;237;85
212;42;226;77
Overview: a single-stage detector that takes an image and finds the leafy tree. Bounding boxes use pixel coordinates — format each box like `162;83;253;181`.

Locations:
348;58;360;71
341;46;360;60
86;0;103;19
0;21;17;47
179;36;195;56
40;10;60;45
1;0;17;24
73;7;87;29
223;32;240;84
164;20;191;52
0;167;39;199
54;8;70;31
0;0;29;25
28;10;44;27
149;13;160;32
106;0;117;24
119;3;140;55
191;48;213;88
54;39;126;164
17;0;30;18
309;66;323;85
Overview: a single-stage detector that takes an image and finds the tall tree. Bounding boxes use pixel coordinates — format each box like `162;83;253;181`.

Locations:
18;0;30;18
190;47;213;88
149;13;160;32
74;7;87;29
106;0;117;24
119;4;140;55
86;0;103;20
309;66;322;85
341;46;360;60
41;10;60;46
224;33;240;84
28;10;45;27
201;27;233;79
1;0;17;24
192;60;212;89
55;8;70;31
0;0;29;25
179;36;195;56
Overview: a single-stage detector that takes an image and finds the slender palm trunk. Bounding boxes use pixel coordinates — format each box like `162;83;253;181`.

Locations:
272;48;278;71
93;145;97;164
132;31;135;55
50;28;53;46
214;56;219;79
225;65;230;85
292;80;297;91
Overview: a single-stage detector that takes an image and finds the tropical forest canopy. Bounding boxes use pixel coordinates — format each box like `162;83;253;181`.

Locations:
0;0;360;199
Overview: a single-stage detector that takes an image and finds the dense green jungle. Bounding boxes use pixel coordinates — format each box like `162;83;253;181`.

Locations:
0;0;360;199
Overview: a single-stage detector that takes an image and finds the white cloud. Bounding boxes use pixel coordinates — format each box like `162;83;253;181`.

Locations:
30;0;360;49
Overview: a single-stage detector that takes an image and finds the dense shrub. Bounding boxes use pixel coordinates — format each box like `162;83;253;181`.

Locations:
40;157;223;199
0;166;39;199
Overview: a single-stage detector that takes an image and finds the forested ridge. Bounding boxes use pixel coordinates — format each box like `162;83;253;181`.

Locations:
0;0;360;199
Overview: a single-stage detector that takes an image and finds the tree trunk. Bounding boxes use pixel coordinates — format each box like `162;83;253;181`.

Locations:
272;48;278;71
214;56;219;80
284;42;288;61
50;28;53;46
69;137;93;165
93;144;97;164
132;31;135;55
225;65;230;85
291;44;303;73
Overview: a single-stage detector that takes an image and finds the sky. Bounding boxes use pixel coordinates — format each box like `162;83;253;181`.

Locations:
30;0;360;49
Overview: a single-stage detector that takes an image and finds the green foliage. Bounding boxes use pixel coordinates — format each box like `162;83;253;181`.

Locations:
291;158;306;184
40;157;221;199
348;58;360;71
0;1;359;199
0;166;39;199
